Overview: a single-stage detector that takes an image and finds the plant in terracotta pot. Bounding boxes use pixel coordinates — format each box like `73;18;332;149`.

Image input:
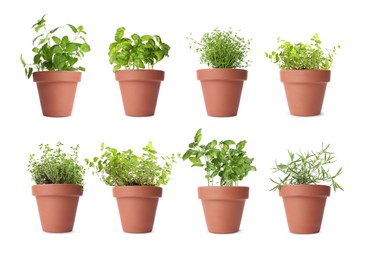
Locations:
86;141;179;233
183;128;256;233
108;27;170;116
21;15;91;117
265;33;340;116
270;144;343;234
188;28;252;117
28;142;85;233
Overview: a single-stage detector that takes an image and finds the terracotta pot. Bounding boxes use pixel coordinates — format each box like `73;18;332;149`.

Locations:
197;69;247;117
113;186;162;233
33;71;81;117
198;186;249;234
32;184;83;233
115;70;164;116
279;185;330;234
280;70;331;116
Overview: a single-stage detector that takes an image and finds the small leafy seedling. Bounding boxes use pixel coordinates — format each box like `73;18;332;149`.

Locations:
183;128;256;186
28;142;85;185
270;144;343;191
86;142;180;186
108;27;170;72
188;28;252;69
21;15;91;78
265;33;340;70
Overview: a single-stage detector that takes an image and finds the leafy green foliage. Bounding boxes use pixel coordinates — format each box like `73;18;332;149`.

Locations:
188;28;252;69
28;142;85;185
271;144;343;192
86;142;180;186
182;128;256;186
21;15;91;78
265;33;340;70
108;27;170;72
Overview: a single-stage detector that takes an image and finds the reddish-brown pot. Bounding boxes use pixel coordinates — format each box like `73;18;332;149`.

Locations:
115;70;164;116
113;186;162;233
198;186;249;234
32;184;83;233
197;69;247;117
279;185;330;234
280;70;331;116
33;71;81;117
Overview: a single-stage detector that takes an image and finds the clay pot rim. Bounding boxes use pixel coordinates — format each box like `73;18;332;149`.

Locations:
198;186;249;200
279;184;330;197
113;186;163;198
197;68;248;81
280;70;331;83
280;69;331;72
32;184;83;196
33;70;82;82
115;69;165;81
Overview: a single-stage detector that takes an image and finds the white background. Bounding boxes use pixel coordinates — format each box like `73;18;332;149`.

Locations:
1;0;367;259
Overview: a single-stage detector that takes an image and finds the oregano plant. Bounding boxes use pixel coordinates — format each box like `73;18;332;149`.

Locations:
86;142;180;186
108;27;170;72
28;142;85;185
182;128;256;186
270;144;343;192
265;33;340;70
21;15;91;78
188;28;252;68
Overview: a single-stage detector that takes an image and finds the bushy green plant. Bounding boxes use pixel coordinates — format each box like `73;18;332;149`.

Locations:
271;144;343;191
21;15;91;78
86;142;179;186
108;27;170;72
183;128;256;186
28;142;85;185
188;28;252;69
265;33;340;70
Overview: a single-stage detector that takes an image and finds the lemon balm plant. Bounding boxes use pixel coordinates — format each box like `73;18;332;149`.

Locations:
28;142;85;233
270;144;343;234
265;33;340;116
188;28;252;117
21;15;91;117
183;128;256;233
108;27;170;116
86;141;179;233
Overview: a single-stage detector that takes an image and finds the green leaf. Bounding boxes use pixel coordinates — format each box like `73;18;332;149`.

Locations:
49;27;60;34
154;35;162;44
189;157;202;165
115;27;125;41
113;64;121;73
81;43;91;52
53;53;67;70
33;54;41;64
20;54;26;66
52;36;61;44
61;36;69;45
27;67;33;79
67;24;78;33
32;47;39;53
77;25;84;32
182;150;195;160
51;45;63;53
134;58;145;69
141;35;153;42
195;128;202;143
66;43;78;52
236;141;246;151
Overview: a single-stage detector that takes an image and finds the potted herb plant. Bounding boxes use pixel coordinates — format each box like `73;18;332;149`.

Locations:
28;142;85;233
271;144;343;234
188;28;252;117
108;27;170;116
182;128;256;233
21;15;91;117
265;33;340;116
86;141;179;233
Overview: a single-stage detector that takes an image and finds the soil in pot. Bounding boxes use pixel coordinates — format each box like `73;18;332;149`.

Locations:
280;70;331;116
279;184;330;234
32;184;83;233
33;71;81;117
113;186;162;233
115;70;164;117
197;69;247;117
198;186;249;234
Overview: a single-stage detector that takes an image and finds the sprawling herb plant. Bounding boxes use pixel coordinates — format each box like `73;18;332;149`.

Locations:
265;33;340;70
28;142;85;185
182;128;256;186
86;142;179;186
188;28;252;69
108;27;170;72
271;144;343;191
21;15;91;78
